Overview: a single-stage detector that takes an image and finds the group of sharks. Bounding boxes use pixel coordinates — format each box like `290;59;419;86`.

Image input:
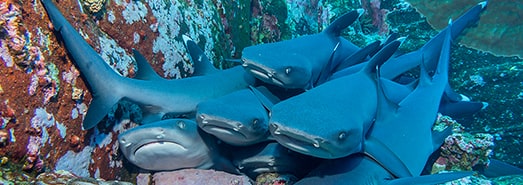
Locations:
41;0;523;183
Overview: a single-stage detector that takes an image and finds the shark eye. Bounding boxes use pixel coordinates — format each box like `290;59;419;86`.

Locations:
285;67;292;74
338;132;347;140
177;120;186;129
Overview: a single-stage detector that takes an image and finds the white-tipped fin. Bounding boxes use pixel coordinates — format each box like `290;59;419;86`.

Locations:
478;1;487;9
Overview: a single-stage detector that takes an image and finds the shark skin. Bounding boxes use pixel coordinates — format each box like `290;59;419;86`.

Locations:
182;35;220;76
328;2;487;117
268;38;403;159
196;86;279;146
241;9;364;90
363;19;454;178
230;142;323;180
295;153;473;185
41;0;256;130
117;119;235;171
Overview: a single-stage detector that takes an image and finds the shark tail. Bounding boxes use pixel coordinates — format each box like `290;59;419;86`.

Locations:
41;0;125;129
82;94;122;130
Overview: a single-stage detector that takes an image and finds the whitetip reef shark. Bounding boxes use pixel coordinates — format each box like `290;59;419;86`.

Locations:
363;18;456;178
296;17;472;185
117;118;237;172
329;1;488;117
241;9;364;90
268;37;404;159
196;86;278;146
40;0;256;130
229;142;323;180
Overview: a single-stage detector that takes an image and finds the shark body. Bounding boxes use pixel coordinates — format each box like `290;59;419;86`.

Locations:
268;38;403;159
230;142;323;180
241;9;364;89
296;14;476;184
363;18;455;178
196;86;279;146
41;0;256;130
295;153;472;185
117;118;237;172
327;2;488;118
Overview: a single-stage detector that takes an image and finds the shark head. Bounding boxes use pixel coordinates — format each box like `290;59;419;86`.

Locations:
269;122;362;159
196;112;269;146
118;119;213;171
231;142;322;179
241;38;316;89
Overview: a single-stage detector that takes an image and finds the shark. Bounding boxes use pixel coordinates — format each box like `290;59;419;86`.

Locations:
363;18;455;178
268;37;404;159
295;153;473;185
117;118;237;172
196;86;279;146
328;1;488;117
229;141;323;180
40;0;256;130
296;20;473;184
241;9;364;90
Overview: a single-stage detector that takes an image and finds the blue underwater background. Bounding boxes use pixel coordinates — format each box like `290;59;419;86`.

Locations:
0;0;522;184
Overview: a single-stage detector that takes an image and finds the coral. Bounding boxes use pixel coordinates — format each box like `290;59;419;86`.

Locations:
121;0;148;24
250;0;288;44
0;130;9;147
431;114;494;173
0;2;22;67
83;0;106;14
360;0;390;35
255;173;297;185
406;0;523;58
435;133;494;172
55;146;94;177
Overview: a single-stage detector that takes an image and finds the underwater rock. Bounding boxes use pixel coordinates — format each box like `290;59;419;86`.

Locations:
406;0;523;58
143;169;252;185
35;170;133;185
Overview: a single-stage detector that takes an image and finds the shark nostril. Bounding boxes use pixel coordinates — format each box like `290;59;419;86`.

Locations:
271;125;281;135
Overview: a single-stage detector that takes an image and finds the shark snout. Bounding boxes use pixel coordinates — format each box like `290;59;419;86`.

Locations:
270;123;337;158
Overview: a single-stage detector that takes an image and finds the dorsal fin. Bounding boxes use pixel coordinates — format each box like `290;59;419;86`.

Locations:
313;41;341;87
182;35;219;76
378;78;414;105
362;37;405;74
323;9;364;36
248;86;280;111
334;40;381;72
132;49;164;81
369;32;399;57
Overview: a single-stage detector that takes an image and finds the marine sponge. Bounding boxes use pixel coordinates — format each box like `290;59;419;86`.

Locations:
83;0;106;13
406;0;523;58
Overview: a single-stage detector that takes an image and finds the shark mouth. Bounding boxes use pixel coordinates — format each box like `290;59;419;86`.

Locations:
270;124;334;159
242;60;286;87
133;140;188;156
198;115;247;139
